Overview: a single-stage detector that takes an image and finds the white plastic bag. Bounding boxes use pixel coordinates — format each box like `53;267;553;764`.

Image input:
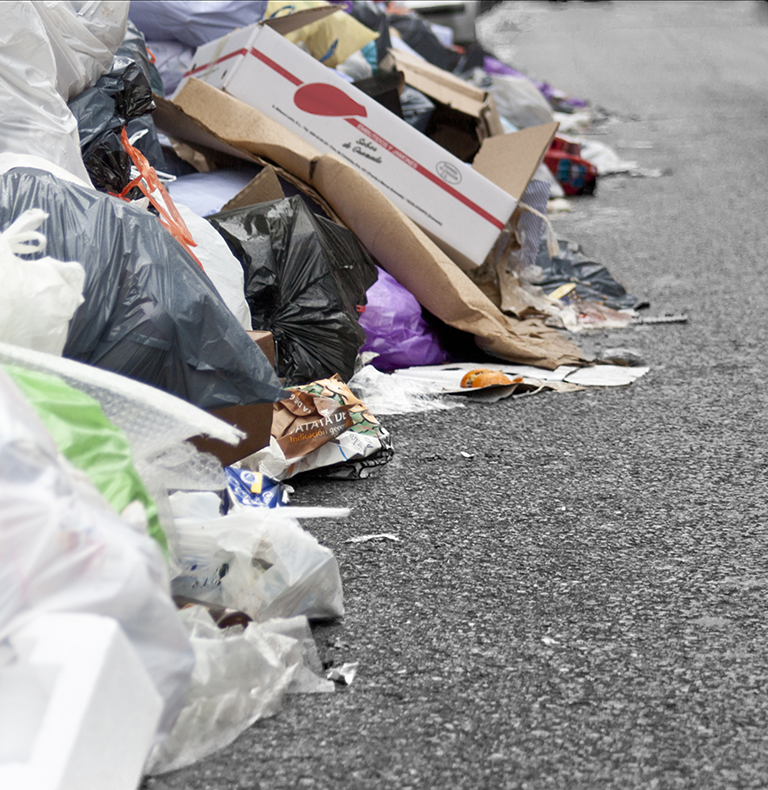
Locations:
0;209;85;356
171;508;344;623
0;4;91;183
467;68;555;130
176;204;253;330
0;368;194;743
34;1;129;101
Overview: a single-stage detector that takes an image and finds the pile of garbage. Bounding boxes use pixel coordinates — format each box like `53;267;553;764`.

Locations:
0;2;658;787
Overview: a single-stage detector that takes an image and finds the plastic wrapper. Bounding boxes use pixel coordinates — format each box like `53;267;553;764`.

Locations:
359;266;449;371
208;197;377;384
129;1;268;48
5;365;166;553
170;508;344;623
0;168;284;411
535;238;643;311
245;375;393;481
268;1;378;68
0;368;193;743
226;467;290;509
0;209;85;355
145;607;328;775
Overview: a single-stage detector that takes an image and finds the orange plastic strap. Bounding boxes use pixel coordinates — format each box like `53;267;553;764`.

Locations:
118;127;203;269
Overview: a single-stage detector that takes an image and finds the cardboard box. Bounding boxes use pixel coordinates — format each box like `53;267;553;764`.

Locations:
191;331;276;465
380;48;504;163
160;81;583;370
173;11;553;267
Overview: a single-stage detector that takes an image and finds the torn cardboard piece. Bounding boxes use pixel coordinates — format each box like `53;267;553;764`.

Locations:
169;80;582;369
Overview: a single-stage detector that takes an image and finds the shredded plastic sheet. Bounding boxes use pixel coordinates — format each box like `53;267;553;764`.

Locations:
171;508;344;623
0;368;193;744
144;607;328;776
348;365;464;415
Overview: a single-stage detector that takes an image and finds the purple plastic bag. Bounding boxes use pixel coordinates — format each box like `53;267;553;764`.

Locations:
360;267;449;371
483;56;588;110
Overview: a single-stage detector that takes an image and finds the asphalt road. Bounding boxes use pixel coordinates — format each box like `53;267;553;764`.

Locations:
144;3;768;788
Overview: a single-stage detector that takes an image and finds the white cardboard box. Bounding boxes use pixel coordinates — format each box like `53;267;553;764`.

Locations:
174;13;524;267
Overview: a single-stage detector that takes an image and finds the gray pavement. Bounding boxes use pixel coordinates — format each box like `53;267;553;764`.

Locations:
144;2;768;788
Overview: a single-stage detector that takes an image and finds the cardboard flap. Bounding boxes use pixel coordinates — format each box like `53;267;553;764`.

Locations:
384;49;487;118
261;4;340;36
223;166;285;211
472;121;559;200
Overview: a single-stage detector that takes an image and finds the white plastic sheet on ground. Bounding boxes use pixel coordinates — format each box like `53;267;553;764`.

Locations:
0;368;194;744
144;606;324;776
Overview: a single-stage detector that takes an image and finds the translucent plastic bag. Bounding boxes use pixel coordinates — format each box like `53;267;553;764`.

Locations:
144;607;324;775
0;209;85;356
171;509;344;623
0;4;92;183
0;368;194;743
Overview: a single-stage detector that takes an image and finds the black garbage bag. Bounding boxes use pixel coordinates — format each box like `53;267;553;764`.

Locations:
387;14;461;72
345;1;392;65
208;197;378;385
534;237;645;311
69;55;156;193
0;168;284;410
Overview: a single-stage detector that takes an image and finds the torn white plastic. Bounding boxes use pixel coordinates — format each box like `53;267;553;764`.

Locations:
144;607;318;775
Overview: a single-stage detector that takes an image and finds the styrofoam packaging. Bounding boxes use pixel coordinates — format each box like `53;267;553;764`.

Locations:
0;613;162;790
175;21;518;266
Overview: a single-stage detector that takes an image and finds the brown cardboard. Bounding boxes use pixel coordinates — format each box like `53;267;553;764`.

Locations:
472;122;560;201
154;93;341;221
191;330;277;465
170;79;583;369
223;167;285;211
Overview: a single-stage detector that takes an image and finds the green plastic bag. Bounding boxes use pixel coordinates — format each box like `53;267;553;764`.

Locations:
5;365;166;554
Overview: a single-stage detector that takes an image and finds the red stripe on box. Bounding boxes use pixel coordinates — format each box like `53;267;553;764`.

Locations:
184;48;248;78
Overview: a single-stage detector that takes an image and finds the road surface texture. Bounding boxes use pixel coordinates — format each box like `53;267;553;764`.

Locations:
144;2;768;788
